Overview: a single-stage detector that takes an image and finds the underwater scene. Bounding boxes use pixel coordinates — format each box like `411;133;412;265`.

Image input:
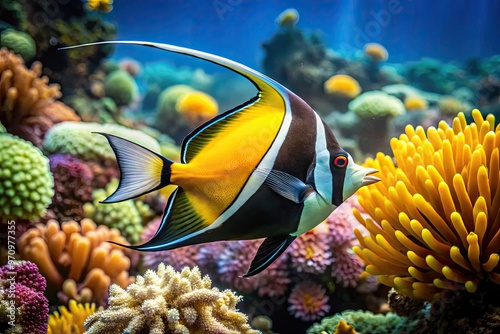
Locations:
1;0;500;333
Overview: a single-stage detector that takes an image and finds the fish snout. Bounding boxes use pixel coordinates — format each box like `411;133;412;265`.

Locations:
361;167;381;186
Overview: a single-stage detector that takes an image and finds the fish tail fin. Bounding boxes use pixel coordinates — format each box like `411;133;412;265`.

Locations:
96;132;173;203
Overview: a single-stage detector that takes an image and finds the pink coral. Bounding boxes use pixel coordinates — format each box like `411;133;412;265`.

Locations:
49;154;94;221
287;281;330;321
330;247;364;288
289;223;332;274
0;261;49;334
141;217;202;271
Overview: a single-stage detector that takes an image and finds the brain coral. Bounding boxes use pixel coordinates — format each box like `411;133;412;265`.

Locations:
0;261;49;334
84;264;258;334
349;91;405;118
353;109;500;300
18;219;134;306
0;29;36;61
104;69;138;106
0;133;54;221
43;121;161;163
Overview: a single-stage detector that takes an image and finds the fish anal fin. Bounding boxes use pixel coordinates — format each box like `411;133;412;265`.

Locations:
242;235;296;277
255;168;314;203
128;188;210;251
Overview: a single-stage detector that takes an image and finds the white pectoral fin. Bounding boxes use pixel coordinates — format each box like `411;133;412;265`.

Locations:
254;168;314;203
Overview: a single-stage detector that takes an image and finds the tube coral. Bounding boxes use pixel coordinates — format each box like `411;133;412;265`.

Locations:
84;264;258;334
353;109;500;300
17;218;134;306
48;300;102;334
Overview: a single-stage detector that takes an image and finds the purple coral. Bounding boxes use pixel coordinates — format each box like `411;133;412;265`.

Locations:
0;260;49;334
49;154;94;221
288;281;330;321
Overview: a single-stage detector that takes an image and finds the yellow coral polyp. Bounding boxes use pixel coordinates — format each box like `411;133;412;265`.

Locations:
404;95;428;111
324;74;361;99
48;299;102;334
363;43;388;62
354;109;500;300
175;91;218;127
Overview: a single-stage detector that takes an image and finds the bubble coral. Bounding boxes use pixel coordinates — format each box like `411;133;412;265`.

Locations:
0;133;54;221
43;121;161;163
353;109;500;300
17;218;134;306
48;300;102;334
0;260;49;334
0;29;36;61
288;281;330;321
364;43;389;62
49;154;94;221
175;90;219;127
104;69;138;106
404;95;428;111
324;74;361;99
84;264;258;334
307;310;415;334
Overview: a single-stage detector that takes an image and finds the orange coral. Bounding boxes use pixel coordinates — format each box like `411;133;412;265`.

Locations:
364;43;388;62
324;74;361;99
175;91;218;127
0;48;80;145
18;218;134;306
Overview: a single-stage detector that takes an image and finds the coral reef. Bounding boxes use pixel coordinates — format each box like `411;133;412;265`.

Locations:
0;28;36;61
307;310;415;334
288;281;330;321
353;109;500;300
0;48;80;146
48;300;102;334
84;179;149;244
324;74;361;99
0;133;54;221
438;96;469;116
0;260;49;334
84;264;258;334
176;90;219;127
363;43;388;63
348;91;406;154
404;95;428;111
104;69;138;106
43;121;161;164
49;154;94;221
18;219;134;306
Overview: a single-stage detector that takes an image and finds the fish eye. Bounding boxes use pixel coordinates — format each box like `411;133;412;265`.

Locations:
333;155;348;168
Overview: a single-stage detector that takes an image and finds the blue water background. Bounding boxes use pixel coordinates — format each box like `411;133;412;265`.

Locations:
108;0;500;69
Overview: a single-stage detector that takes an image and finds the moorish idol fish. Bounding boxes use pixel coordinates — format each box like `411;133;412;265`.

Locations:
61;41;381;277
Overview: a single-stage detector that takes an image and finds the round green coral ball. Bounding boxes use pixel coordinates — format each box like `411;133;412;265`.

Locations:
83;179;144;243
349;91;406;118
104;70;138;106
0;29;36;61
43;122;161;163
0;134;54;220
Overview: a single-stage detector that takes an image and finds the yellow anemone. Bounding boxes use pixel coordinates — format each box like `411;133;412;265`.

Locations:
48;300;102;334
354;109;500;300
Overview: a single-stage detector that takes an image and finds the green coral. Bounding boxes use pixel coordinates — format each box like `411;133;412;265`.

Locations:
307;310;416;334
155;84;195;134
0;122;5;133
0;134;54;220
0;29;35;61
104;70;138;106
43;122;161;163
349;91;405;118
83;179;150;244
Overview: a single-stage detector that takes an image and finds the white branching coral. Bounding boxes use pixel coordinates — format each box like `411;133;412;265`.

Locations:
84;264;258;334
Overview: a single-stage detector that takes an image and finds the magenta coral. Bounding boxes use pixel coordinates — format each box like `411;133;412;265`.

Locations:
0;261;49;334
49;154;94;221
287;281;330;321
